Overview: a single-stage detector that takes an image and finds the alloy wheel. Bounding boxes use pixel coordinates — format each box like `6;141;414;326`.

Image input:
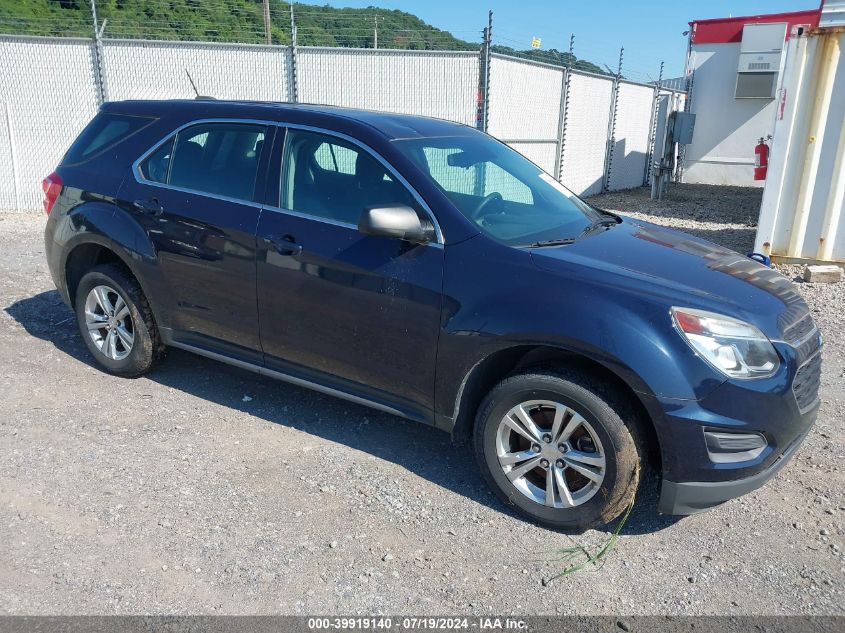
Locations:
495;400;606;508
84;285;134;361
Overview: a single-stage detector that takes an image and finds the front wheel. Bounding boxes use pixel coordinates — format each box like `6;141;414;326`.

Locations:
474;369;642;531
74;264;164;377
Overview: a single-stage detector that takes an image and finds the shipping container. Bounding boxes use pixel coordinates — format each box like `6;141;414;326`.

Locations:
754;2;845;264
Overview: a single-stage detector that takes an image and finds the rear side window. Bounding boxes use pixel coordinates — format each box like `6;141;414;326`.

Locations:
139;122;266;202
63;112;153;164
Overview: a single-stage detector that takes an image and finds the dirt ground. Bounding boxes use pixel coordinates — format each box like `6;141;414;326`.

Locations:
0;184;842;615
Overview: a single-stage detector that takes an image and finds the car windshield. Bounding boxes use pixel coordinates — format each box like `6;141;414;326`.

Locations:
392;134;601;245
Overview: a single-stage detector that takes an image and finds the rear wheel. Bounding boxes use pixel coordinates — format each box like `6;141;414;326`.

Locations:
74;264;164;377
474;369;642;531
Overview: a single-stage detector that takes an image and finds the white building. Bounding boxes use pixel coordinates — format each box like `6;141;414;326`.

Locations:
682;8;821;186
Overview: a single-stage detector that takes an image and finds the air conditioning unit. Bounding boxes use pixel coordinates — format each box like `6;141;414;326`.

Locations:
736;22;787;99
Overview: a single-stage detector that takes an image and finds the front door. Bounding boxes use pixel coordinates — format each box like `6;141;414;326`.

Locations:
119;121;272;361
255;128;444;420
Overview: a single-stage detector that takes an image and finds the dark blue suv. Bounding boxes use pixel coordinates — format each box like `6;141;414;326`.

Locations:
43;100;821;530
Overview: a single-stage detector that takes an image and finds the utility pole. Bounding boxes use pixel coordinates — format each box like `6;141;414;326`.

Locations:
262;0;272;45
373;15;379;49
290;1;297;47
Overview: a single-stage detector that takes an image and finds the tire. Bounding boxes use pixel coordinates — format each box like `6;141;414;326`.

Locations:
473;368;642;531
74;264;165;377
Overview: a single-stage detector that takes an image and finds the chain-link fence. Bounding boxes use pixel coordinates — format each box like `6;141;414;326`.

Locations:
297;48;478;124
487;54;565;176
0;36;100;210
0;28;684;211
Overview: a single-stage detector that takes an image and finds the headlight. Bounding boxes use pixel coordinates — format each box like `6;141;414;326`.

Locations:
671;307;780;379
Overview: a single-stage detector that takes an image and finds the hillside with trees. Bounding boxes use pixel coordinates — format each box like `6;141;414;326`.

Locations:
0;0;605;74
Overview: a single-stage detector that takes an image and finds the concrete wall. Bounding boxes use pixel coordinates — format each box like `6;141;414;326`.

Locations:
684;42;778;187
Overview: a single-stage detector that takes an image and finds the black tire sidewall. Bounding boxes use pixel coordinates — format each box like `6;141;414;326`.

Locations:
75;267;154;377
475;375;637;530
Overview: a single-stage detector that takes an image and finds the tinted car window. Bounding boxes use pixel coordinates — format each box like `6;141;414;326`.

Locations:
281;129;418;225
144;123;266;202
63;112;153;164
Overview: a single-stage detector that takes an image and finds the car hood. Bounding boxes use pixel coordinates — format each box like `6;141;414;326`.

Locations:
529;218;809;338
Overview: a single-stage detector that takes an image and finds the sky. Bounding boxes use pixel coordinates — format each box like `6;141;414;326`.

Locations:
297;0;818;81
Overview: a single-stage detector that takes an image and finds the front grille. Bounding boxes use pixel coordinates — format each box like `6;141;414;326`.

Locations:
793;351;822;413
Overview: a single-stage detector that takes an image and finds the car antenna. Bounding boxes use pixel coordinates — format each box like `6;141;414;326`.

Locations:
185;69;215;100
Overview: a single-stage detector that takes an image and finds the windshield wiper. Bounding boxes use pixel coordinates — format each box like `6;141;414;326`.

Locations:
528;238;576;248
527;214;621;249
578;217;620;239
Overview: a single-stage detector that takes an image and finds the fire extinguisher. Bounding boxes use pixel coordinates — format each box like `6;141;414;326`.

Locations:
754;137;770;181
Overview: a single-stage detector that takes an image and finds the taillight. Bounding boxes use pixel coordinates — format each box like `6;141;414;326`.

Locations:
42;172;62;215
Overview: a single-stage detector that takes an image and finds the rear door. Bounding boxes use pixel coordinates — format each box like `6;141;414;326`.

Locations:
118;120;273;362
255;127;445;420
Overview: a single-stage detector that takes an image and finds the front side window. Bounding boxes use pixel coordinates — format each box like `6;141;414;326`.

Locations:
281;129;419;226
394;134;599;245
139;122;266;202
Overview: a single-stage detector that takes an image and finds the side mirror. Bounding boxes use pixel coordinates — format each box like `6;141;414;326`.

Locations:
358;205;431;243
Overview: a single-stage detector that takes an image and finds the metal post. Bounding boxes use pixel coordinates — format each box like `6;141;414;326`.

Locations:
555;33;575;181
289;1;298;103
643;60;663;186
602;46;623;192
475;11;493;133
484;10;492;133
89;0;107;104
3;102;20;212
263;0;272;45
677;30;694;183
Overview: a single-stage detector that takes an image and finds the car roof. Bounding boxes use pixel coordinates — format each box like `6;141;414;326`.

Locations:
101;99;478;142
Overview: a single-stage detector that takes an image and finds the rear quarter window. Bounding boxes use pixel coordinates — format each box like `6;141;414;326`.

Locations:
62;112;155;165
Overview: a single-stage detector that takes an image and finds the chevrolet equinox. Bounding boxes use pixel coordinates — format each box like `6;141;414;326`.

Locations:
43;100;822;530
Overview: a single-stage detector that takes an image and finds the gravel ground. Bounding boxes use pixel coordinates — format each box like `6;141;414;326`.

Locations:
1;184;843;615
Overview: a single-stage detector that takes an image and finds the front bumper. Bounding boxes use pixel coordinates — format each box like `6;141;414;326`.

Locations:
658;424;813;514
649;333;821;515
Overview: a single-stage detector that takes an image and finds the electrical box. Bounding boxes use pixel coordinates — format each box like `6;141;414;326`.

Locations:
672;112;696;145
736;22;786;99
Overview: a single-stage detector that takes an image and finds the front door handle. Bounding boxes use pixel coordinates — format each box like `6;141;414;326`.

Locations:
268;234;302;256
133;198;164;216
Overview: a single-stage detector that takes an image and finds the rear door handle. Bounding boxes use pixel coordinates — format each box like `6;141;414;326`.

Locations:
268;234;302;256
133;198;164;216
